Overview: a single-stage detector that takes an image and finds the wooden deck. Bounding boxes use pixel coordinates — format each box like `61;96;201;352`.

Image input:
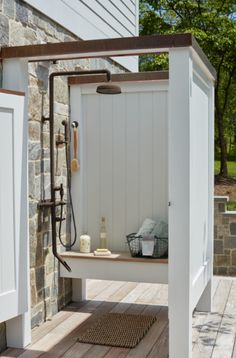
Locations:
1;276;236;358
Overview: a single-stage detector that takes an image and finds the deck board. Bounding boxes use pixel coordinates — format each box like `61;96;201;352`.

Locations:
0;277;236;358
211;279;236;358
192;279;232;358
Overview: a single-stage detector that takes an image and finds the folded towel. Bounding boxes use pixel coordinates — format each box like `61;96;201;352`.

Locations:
152;219;168;238
136;218;156;236
141;235;155;256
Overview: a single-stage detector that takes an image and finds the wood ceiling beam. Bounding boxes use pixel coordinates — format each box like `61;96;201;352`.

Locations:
0;33;216;79
68;71;169;85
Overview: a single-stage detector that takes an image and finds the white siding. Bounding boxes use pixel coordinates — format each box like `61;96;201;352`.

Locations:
24;0;139;71
71;81;168;252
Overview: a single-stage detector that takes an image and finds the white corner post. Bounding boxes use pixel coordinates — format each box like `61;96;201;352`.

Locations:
72;279;86;302
168;48;193;358
2;59;31;348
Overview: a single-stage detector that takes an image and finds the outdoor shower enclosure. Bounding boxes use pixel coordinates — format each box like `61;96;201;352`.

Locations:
61;62;214;358
1;34;215;358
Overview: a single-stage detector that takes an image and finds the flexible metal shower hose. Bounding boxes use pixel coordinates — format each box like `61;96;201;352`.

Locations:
58;123;77;249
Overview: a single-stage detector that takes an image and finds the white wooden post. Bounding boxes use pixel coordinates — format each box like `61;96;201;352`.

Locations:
2;59;31;348
168;48;192;358
72;279;86;302
196;279;211;312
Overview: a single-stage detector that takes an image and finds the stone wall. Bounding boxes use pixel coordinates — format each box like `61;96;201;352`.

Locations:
0;0;124;352
0;324;6;354
214;196;236;276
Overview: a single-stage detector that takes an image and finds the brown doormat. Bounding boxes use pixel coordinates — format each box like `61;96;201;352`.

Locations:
77;312;157;348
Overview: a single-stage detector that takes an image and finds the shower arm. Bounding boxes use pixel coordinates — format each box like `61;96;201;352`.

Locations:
48;69;112;272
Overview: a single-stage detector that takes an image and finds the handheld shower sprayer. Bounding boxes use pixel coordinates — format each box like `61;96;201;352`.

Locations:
58;120;77;250
71;121;80;173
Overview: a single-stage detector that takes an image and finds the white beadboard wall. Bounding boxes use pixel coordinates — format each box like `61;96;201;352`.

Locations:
23;0;139;71
71;82;168;251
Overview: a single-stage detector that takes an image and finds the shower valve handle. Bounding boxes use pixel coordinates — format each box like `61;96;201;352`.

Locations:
54;186;61;191
56;217;65;222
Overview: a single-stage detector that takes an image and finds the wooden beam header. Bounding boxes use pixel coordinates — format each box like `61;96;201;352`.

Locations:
68;71;169;85
0;89;25;96
0;33;216;79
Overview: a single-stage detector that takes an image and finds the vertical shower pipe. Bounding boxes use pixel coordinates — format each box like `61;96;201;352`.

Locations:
49;69;112;271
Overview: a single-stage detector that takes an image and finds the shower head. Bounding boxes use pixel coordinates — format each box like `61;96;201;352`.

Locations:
96;83;121;95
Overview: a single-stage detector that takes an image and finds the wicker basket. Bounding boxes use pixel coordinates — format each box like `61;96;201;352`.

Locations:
126;233;168;258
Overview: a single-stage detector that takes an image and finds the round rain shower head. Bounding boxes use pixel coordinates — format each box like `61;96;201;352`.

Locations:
96;84;121;95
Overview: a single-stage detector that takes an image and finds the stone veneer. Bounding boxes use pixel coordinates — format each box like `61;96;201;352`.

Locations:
0;0;124;352
214;196;236;276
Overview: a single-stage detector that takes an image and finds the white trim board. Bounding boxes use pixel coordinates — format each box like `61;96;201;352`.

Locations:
60;257;168;284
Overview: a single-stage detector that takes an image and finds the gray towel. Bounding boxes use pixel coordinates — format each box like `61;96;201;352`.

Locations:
152;220;168;238
136;218;156;236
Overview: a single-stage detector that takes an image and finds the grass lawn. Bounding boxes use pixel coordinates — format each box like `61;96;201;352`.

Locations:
227;201;236;211
215;160;236;211
215;160;236;177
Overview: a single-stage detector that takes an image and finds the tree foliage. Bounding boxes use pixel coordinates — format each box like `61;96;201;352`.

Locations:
140;0;236;176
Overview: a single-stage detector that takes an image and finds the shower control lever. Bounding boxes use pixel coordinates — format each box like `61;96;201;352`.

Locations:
54;186;61;191
56;139;67;146
38;200;67;209
56;217;66;222
42;115;50;122
55;201;66;207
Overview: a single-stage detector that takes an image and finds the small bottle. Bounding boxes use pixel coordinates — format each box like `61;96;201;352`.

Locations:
100;217;108;249
79;234;91;253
